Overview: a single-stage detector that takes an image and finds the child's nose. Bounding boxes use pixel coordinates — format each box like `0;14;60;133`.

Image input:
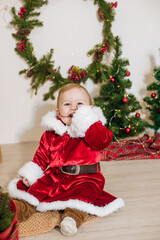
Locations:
71;104;78;110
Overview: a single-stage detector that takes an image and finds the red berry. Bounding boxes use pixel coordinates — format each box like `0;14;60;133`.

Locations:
81;72;85;78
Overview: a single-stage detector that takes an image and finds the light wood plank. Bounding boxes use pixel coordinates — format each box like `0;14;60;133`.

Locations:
0;142;160;240
0;146;2;163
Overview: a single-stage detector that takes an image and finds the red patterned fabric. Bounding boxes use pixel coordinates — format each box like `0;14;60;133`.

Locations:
8;222;19;240
101;134;160;161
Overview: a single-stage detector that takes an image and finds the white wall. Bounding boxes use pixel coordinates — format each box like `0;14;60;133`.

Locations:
0;0;160;144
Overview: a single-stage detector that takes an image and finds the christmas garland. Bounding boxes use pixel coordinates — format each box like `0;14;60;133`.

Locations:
10;0;117;100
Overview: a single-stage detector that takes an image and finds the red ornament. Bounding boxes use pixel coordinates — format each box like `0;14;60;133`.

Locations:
135;112;140;118
110;77;115;82
151;92;156;98
125;127;131;133
158;109;160;113
122;97;128;103
126;71;130;76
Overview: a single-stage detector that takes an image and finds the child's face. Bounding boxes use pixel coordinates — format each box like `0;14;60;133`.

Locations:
56;87;91;125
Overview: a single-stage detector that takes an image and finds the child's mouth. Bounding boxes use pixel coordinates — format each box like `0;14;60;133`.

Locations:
69;114;73;118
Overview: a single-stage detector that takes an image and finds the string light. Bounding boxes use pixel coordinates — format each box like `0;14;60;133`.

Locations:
113;137;159;155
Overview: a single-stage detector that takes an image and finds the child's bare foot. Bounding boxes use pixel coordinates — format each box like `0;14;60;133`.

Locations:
60;217;77;236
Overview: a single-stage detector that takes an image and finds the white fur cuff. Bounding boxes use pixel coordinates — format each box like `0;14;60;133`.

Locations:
18;161;44;186
70;106;106;138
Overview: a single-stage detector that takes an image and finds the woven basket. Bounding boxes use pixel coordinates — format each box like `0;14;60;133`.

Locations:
18;210;98;237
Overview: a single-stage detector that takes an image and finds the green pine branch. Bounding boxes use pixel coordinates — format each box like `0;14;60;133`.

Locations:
94;36;148;140
0;187;14;233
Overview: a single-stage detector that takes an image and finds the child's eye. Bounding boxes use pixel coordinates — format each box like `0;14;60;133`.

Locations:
77;102;83;105
64;103;70;106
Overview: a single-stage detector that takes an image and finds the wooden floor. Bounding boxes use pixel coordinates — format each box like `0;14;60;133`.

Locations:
0;142;160;240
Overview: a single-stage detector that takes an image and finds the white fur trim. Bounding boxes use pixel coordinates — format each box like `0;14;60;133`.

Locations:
69;106;106;138
93;106;107;125
8;178;39;206
8;178;124;216
157;129;160;133
37;198;125;217
41;111;68;136
41;107;106;138
18;161;44;186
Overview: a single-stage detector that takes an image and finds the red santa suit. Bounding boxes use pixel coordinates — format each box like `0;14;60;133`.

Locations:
8;106;124;217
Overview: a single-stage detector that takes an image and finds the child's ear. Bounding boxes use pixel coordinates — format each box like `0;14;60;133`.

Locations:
56;109;60;117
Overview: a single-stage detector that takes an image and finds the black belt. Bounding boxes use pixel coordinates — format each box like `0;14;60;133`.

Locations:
60;162;100;175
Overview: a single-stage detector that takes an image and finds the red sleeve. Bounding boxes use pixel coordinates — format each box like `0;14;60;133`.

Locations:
32;131;55;171
84;121;113;150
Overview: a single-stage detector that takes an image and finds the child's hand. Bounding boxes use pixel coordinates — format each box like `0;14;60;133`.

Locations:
22;177;30;187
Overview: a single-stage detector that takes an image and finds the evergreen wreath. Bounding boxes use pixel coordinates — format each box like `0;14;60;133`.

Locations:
10;0;117;100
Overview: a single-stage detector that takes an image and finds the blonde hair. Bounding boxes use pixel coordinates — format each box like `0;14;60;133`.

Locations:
57;83;93;108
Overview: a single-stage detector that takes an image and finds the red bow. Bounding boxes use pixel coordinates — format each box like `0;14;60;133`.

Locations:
109;2;118;8
101;43;108;53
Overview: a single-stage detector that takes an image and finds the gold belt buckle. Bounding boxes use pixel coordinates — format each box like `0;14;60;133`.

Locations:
60;165;80;175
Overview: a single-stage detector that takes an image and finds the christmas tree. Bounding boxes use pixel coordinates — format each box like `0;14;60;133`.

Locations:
94;36;148;141
143;66;160;133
